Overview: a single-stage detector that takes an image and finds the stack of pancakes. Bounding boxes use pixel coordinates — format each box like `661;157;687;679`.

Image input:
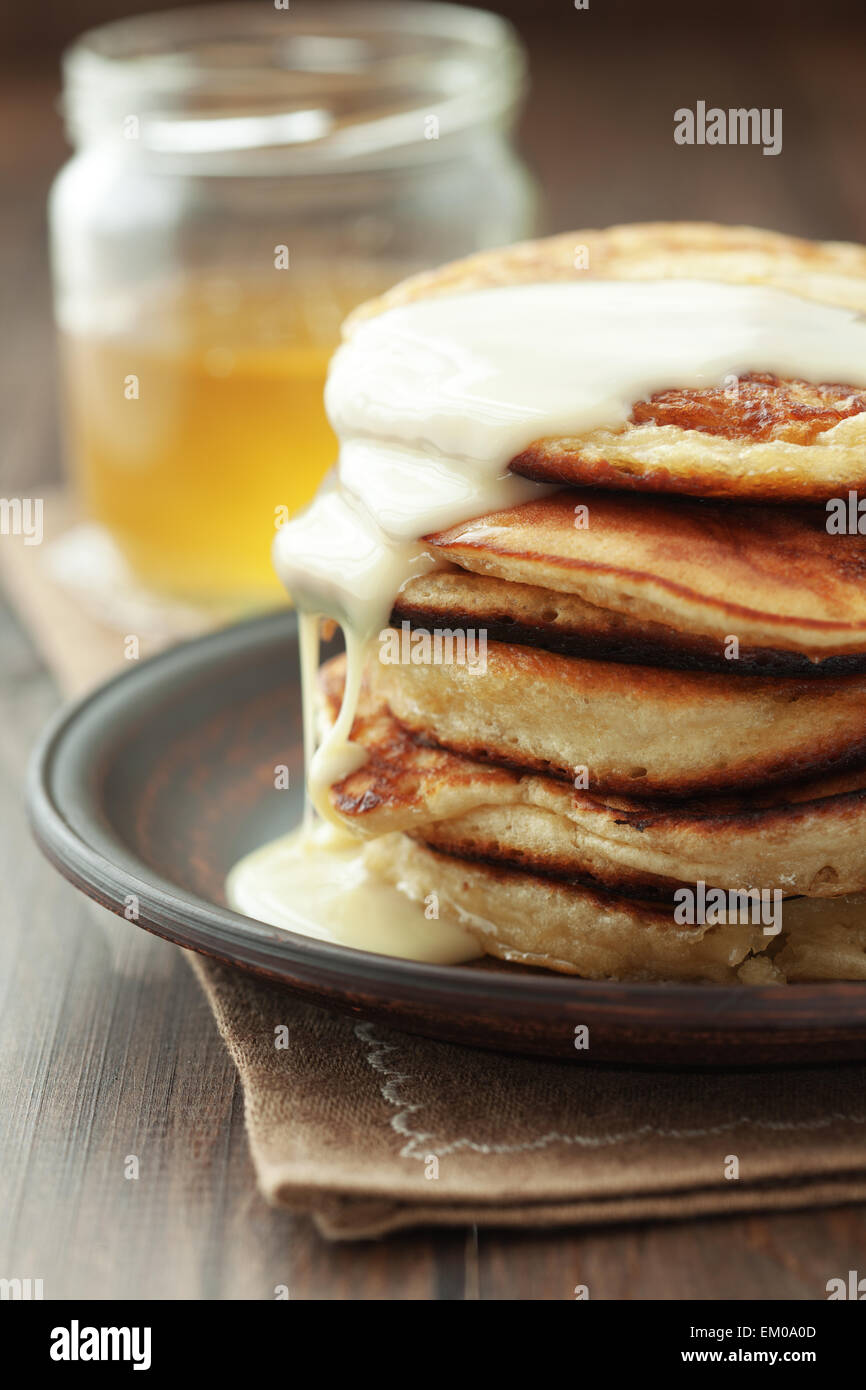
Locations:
318;224;866;983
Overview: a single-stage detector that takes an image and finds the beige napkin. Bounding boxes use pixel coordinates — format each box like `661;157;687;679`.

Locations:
191;954;866;1239
7;503;866;1240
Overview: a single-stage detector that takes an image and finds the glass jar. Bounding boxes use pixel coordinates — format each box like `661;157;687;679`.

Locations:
49;1;535;606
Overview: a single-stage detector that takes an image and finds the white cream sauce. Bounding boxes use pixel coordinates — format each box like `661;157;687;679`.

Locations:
236;277;866;962
226;822;482;963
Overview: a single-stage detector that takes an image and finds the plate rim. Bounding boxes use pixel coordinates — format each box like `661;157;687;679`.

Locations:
26;609;866;1037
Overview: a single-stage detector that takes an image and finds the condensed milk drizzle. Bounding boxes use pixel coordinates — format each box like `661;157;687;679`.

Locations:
230;279;866;961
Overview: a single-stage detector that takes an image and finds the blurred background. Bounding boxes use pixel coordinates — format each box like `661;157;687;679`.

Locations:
1;0;865;635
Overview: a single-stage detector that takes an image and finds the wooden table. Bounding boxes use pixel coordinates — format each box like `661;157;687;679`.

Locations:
2;15;866;1299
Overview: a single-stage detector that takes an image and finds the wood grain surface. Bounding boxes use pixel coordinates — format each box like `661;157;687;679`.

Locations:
2;11;866;1299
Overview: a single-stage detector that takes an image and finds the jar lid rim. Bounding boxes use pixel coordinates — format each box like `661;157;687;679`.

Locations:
61;0;526;166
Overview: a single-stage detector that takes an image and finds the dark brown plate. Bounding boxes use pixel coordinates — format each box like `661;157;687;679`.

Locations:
28;611;866;1064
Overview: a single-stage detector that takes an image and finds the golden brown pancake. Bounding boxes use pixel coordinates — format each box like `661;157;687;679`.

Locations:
346;223;866;503
509;399;866;503
421;491;866;659
365;834;866;982
362;833;766;983
392;569;866;677
320;657;866;899
371;636;866;796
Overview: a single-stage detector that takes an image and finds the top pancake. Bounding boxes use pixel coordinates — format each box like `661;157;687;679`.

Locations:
346;223;866;502
420;490;866;658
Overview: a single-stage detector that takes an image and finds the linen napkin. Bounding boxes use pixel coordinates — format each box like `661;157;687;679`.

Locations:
191;954;866;1239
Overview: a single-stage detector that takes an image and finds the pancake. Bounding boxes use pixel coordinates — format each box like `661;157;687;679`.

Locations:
509;390;866;503
346;223;866;503
772;897;866;980
420;491;866;660
364;833;866;982
348;223;866;325
371;635;866;796
320;657;866;899
392;569;866;678
362;832;765;983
